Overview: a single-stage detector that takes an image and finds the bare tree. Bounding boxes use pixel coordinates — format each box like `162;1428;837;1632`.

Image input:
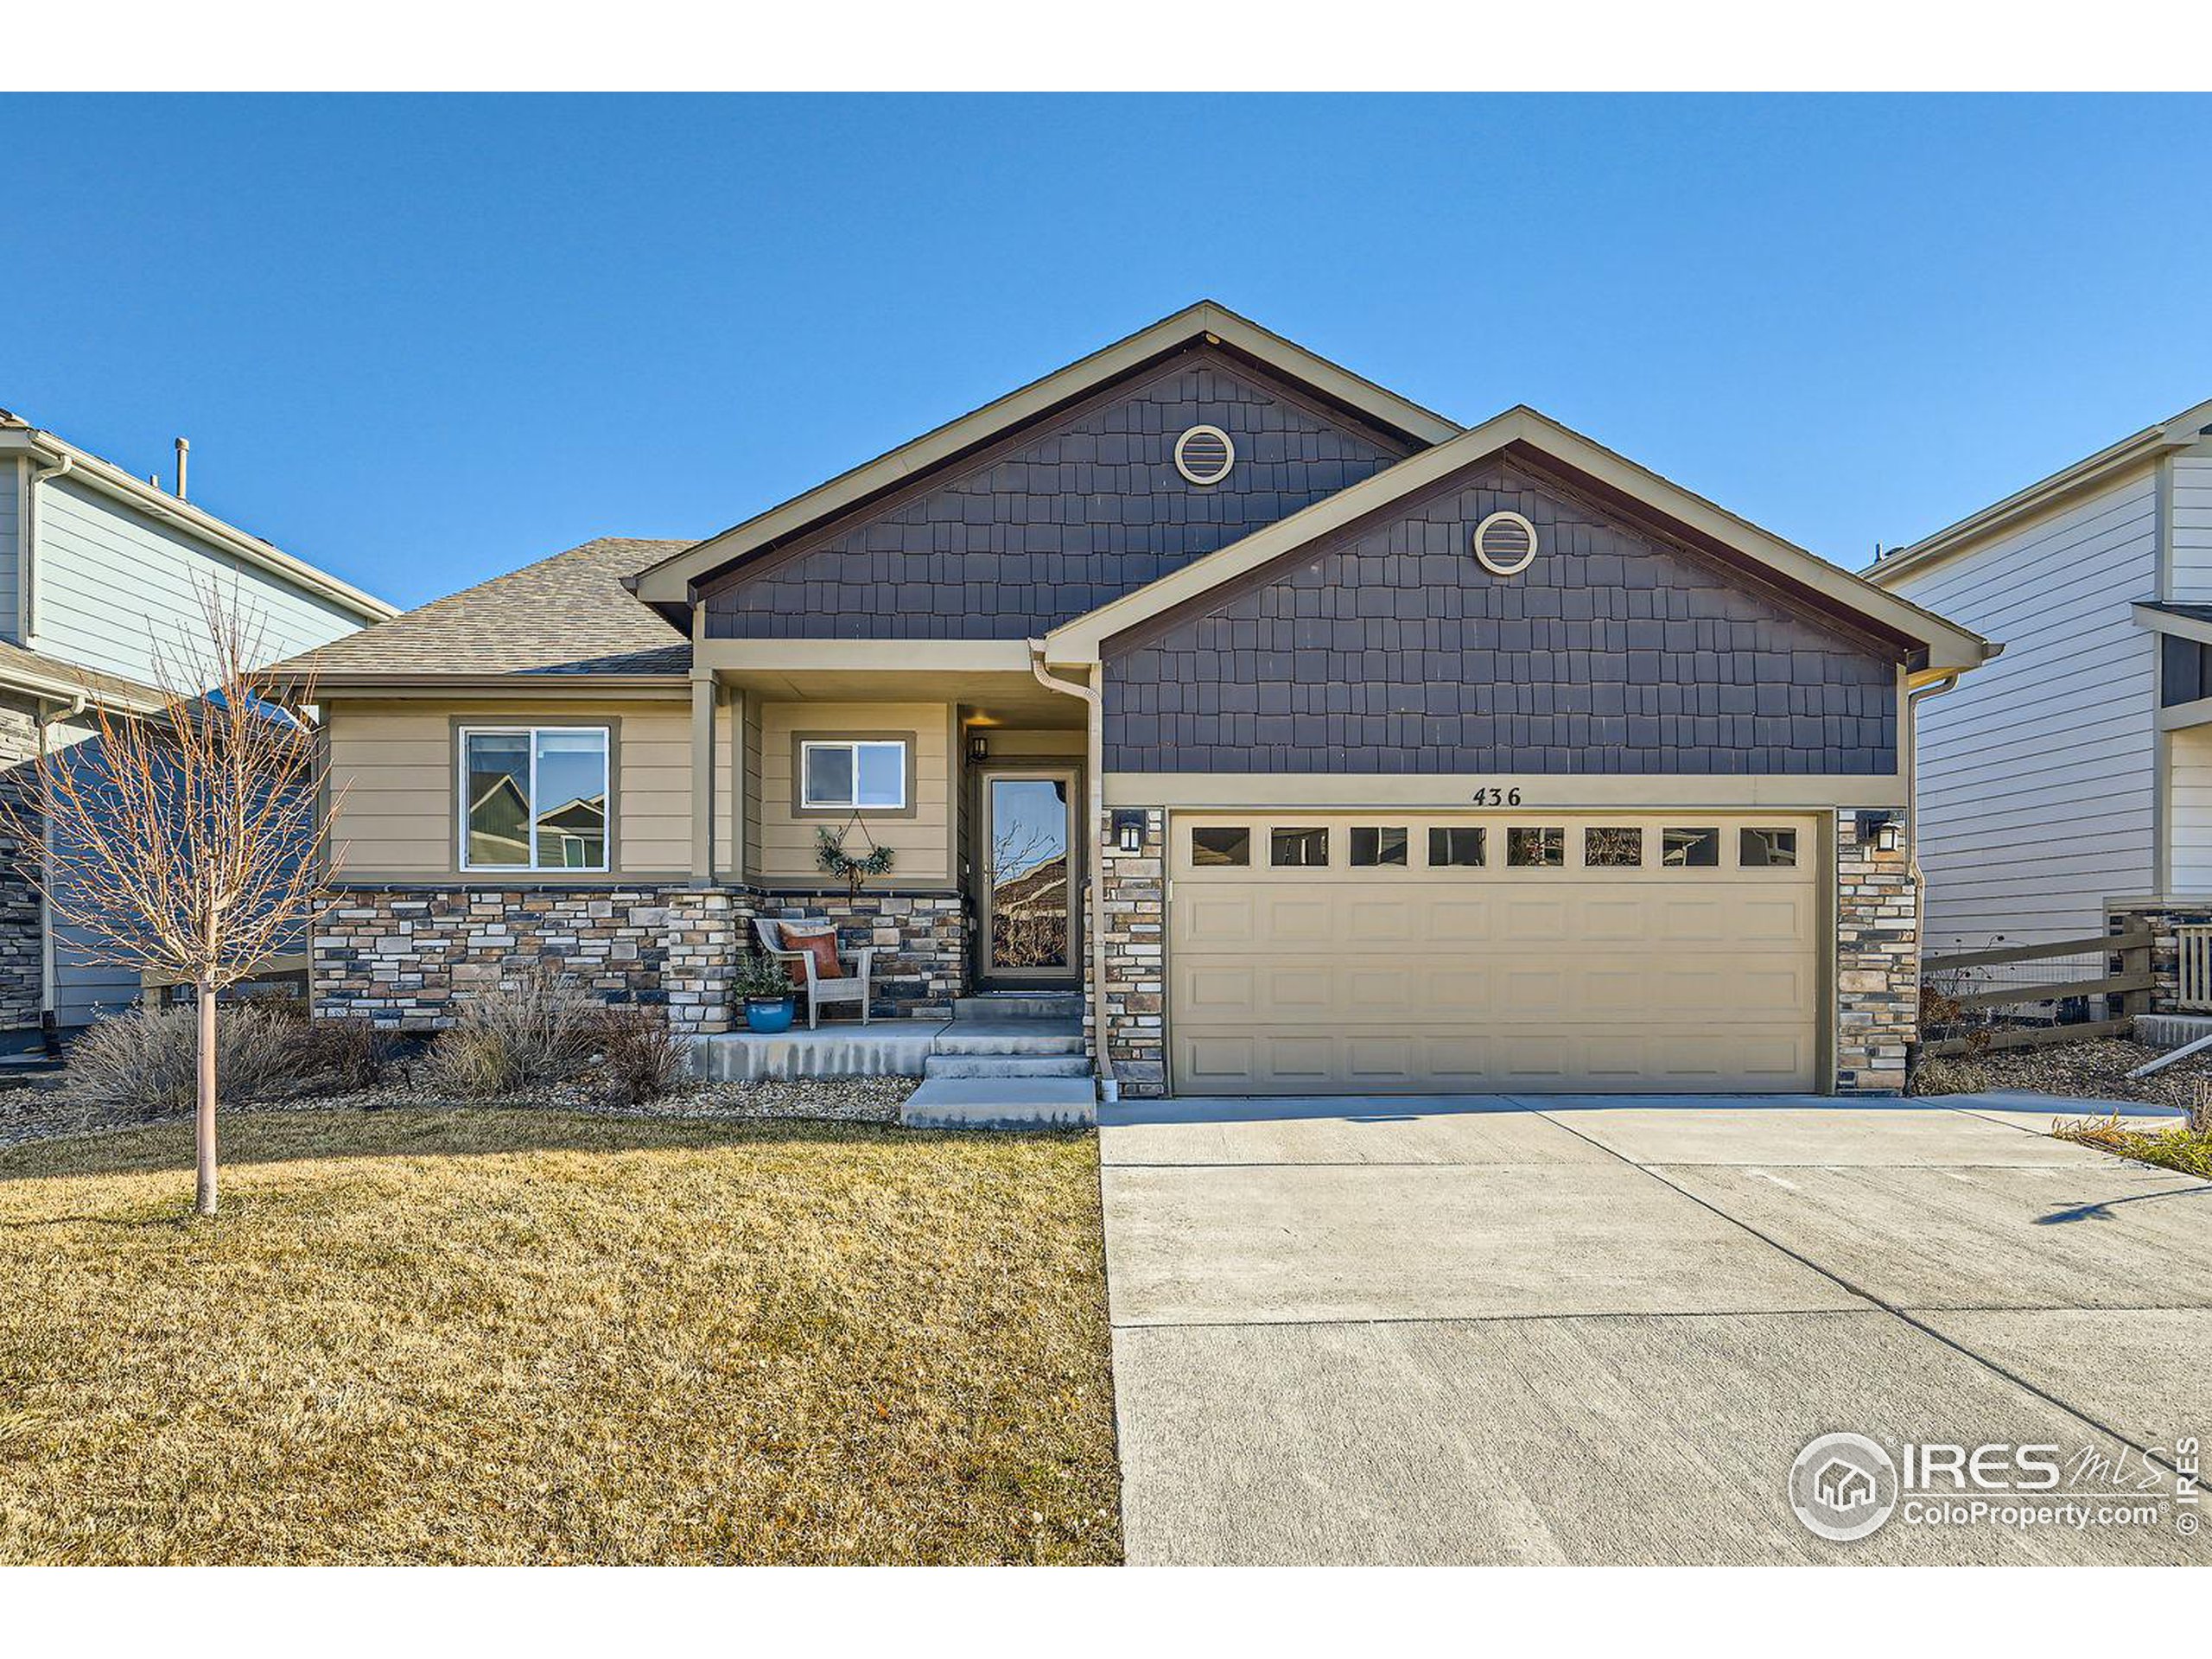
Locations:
1;582;336;1216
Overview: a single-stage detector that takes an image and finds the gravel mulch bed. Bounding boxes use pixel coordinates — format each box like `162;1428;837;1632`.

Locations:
1910;1036;2209;1115
0;1074;917;1152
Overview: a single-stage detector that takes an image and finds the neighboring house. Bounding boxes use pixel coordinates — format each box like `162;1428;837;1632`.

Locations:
284;302;1991;1096
1865;401;2212;978
0;410;394;1042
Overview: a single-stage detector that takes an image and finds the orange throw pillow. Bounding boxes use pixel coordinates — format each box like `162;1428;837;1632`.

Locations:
776;921;844;985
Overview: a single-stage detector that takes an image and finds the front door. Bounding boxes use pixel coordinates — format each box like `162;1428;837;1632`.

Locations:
980;769;1079;985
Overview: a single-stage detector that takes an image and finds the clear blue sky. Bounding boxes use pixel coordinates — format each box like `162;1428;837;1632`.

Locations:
6;93;2207;610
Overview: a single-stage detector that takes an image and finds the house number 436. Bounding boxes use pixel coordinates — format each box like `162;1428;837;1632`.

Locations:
1470;787;1522;806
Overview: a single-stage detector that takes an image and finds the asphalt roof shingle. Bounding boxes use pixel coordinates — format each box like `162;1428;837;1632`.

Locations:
275;537;694;679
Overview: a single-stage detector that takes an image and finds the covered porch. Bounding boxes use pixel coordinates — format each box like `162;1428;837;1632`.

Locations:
689;639;1096;1017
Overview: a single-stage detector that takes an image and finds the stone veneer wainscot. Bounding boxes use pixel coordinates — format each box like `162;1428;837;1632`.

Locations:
311;885;965;1033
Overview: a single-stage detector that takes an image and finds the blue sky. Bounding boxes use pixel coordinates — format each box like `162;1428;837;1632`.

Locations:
5;93;2207;610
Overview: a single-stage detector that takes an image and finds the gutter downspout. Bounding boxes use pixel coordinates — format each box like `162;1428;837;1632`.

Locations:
24;453;73;645
1028;640;1116;1102
1904;672;1961;890
31;690;86;1038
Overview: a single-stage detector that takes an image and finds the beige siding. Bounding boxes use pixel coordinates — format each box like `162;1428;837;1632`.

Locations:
1885;468;2160;948
326;696;694;880
755;701;955;887
2171;724;2212;893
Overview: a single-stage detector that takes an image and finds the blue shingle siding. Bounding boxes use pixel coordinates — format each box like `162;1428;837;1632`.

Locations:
702;347;1414;639
0;461;20;642
1102;461;1899;775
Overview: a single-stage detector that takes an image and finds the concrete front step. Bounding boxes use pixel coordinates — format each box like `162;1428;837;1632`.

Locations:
931;1018;1086;1057
924;1052;1094;1079
952;994;1082;1022
901;1076;1097;1130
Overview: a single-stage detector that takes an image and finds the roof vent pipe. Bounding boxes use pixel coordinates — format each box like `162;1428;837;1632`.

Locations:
175;437;189;501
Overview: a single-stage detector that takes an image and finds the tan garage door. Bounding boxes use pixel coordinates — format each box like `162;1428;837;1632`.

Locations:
1168;815;1820;1095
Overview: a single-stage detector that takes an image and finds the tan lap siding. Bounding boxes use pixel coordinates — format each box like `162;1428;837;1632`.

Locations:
325;696;695;880
755;701;956;887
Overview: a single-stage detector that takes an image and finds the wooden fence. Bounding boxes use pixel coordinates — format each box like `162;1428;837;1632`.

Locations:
1919;928;2154;1057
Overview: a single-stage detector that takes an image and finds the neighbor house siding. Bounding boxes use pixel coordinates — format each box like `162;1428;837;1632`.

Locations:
30;474;361;683
0;460;22;643
2169;448;2212;598
1103;460;1900;775
702;346;1413;641
1885;468;2161;949
324;697;695;881
753;701;954;887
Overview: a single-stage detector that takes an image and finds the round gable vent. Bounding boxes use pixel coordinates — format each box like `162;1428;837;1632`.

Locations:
1173;424;1236;486
1472;510;1539;576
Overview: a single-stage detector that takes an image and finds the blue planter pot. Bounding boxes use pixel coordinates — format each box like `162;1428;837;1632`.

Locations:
744;995;796;1034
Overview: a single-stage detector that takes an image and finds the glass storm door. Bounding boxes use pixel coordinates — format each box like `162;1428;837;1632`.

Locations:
982;770;1077;983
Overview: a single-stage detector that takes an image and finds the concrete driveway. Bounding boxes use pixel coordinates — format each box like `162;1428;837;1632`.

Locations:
1099;1092;2212;1565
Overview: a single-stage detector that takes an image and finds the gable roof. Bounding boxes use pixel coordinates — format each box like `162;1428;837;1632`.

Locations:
626;301;1461;611
1866;395;2212;586
1044;405;1995;678
272;537;692;685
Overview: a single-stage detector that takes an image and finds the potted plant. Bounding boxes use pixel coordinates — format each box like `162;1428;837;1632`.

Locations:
734;953;799;1034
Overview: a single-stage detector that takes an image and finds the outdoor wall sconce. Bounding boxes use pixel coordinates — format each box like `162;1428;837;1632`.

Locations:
1111;810;1147;854
1855;810;1904;854
966;734;989;764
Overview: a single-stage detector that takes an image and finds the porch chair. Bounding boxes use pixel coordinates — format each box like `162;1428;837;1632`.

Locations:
752;917;875;1028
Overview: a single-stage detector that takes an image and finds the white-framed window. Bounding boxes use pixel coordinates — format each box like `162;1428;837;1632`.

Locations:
460;726;610;872
801;739;907;810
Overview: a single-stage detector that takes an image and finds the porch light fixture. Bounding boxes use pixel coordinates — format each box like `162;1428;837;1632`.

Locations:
1111;810;1147;854
967;734;989;764
1856;810;1904;855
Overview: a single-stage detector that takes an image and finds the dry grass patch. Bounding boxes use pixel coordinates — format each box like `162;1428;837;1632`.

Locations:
2053;1111;2212;1183
0;1109;1119;1564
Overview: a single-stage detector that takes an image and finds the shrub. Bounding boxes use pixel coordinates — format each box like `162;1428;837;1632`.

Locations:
301;1015;404;1092
66;1001;306;1113
732;953;798;1001
588;1004;690;1105
419;967;597;1099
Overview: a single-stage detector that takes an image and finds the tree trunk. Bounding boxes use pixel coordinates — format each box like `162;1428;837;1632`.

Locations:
194;980;218;1217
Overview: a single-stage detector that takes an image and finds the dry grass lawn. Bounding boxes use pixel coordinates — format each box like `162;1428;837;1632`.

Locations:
0;1109;1121;1564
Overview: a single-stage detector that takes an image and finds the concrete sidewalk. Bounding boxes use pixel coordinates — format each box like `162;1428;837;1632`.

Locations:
1100;1092;2212;1565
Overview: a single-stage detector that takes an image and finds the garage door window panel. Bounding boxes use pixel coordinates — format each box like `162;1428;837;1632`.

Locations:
1583;826;1644;868
1351;826;1408;868
1190;826;1250;868
1427;826;1486;868
1507;827;1565;868
1740;827;1799;868
1271;827;1331;868
1662;828;1721;868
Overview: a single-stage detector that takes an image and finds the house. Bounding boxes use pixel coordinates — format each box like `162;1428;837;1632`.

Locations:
1864;400;2212;1001
0;411;394;1043
284;302;1992;1097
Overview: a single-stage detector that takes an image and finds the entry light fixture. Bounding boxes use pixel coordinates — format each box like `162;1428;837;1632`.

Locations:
1111;810;1147;855
1855;810;1904;855
967;734;989;765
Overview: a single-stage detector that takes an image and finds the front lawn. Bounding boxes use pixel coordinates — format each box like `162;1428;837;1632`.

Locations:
0;1110;1119;1565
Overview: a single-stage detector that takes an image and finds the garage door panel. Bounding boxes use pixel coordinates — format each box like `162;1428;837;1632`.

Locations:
1428;898;1492;943
1169;814;1819;1095
1260;895;1335;943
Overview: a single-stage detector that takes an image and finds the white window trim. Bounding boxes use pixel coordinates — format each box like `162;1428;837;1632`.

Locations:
799;738;908;811
458;725;612;874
